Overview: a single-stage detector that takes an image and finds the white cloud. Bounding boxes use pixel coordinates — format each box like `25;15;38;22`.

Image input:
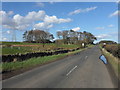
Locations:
12;10;46;30
49;0;64;2
49;1;56;4
2;37;8;41
8;11;14;15
95;34;110;39
34;23;53;30
69;9;81;15
1;10;72;31
95;32;118;43
25;10;45;21
36;2;44;7
95;24;114;31
44;15;71;24
116;0;120;4
109;10;120;17
7;30;11;34
68;6;97;15
34;15;71;30
13;10;45;24
0;11;17;29
58;18;72;23
13;14;24;25
95;27;105;30
72;27;80;31
108;24;114;27
1;10;46;30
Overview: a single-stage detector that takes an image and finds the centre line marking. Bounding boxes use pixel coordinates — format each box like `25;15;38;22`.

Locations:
66;66;77;76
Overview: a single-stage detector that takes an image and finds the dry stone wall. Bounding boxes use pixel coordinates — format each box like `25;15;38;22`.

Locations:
2;48;80;62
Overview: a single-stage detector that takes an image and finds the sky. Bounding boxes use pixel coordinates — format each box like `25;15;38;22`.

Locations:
1;2;119;43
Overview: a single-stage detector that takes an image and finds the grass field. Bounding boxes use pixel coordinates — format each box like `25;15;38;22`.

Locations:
2;42;43;45
2;42;81;55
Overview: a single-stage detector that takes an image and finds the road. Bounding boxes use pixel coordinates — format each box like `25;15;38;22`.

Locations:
2;46;118;88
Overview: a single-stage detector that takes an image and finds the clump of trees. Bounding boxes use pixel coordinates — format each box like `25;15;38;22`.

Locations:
99;40;117;45
23;29;54;47
56;30;97;45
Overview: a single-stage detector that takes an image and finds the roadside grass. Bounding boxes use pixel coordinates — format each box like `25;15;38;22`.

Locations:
2;54;66;72
2;47;88;72
86;44;95;48
102;48;120;79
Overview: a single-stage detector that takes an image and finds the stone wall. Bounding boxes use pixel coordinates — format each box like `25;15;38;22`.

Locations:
2;48;79;62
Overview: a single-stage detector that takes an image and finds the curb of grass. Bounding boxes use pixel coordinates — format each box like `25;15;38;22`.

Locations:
100;48;119;87
2;46;94;80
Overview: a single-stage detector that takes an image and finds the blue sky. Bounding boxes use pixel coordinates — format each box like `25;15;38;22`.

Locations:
1;2;119;43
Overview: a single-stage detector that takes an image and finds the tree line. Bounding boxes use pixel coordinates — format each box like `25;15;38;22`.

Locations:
23;29;97;47
56;30;96;45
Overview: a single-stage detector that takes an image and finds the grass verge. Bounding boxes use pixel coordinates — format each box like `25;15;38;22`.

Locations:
101;48;120;79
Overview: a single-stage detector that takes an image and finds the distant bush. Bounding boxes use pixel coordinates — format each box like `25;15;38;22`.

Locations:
104;44;120;59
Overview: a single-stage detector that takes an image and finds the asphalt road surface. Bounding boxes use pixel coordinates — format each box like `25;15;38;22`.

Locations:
2;46;118;88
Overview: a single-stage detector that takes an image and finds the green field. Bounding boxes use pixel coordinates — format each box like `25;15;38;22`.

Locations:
2;42;81;55
2;42;43;45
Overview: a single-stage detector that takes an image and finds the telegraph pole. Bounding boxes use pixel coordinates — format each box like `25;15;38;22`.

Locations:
12;30;16;42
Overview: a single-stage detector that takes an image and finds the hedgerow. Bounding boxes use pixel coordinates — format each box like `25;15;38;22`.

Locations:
104;44;120;59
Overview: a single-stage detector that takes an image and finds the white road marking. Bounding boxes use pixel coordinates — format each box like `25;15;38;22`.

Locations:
66;66;77;76
85;56;88;59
